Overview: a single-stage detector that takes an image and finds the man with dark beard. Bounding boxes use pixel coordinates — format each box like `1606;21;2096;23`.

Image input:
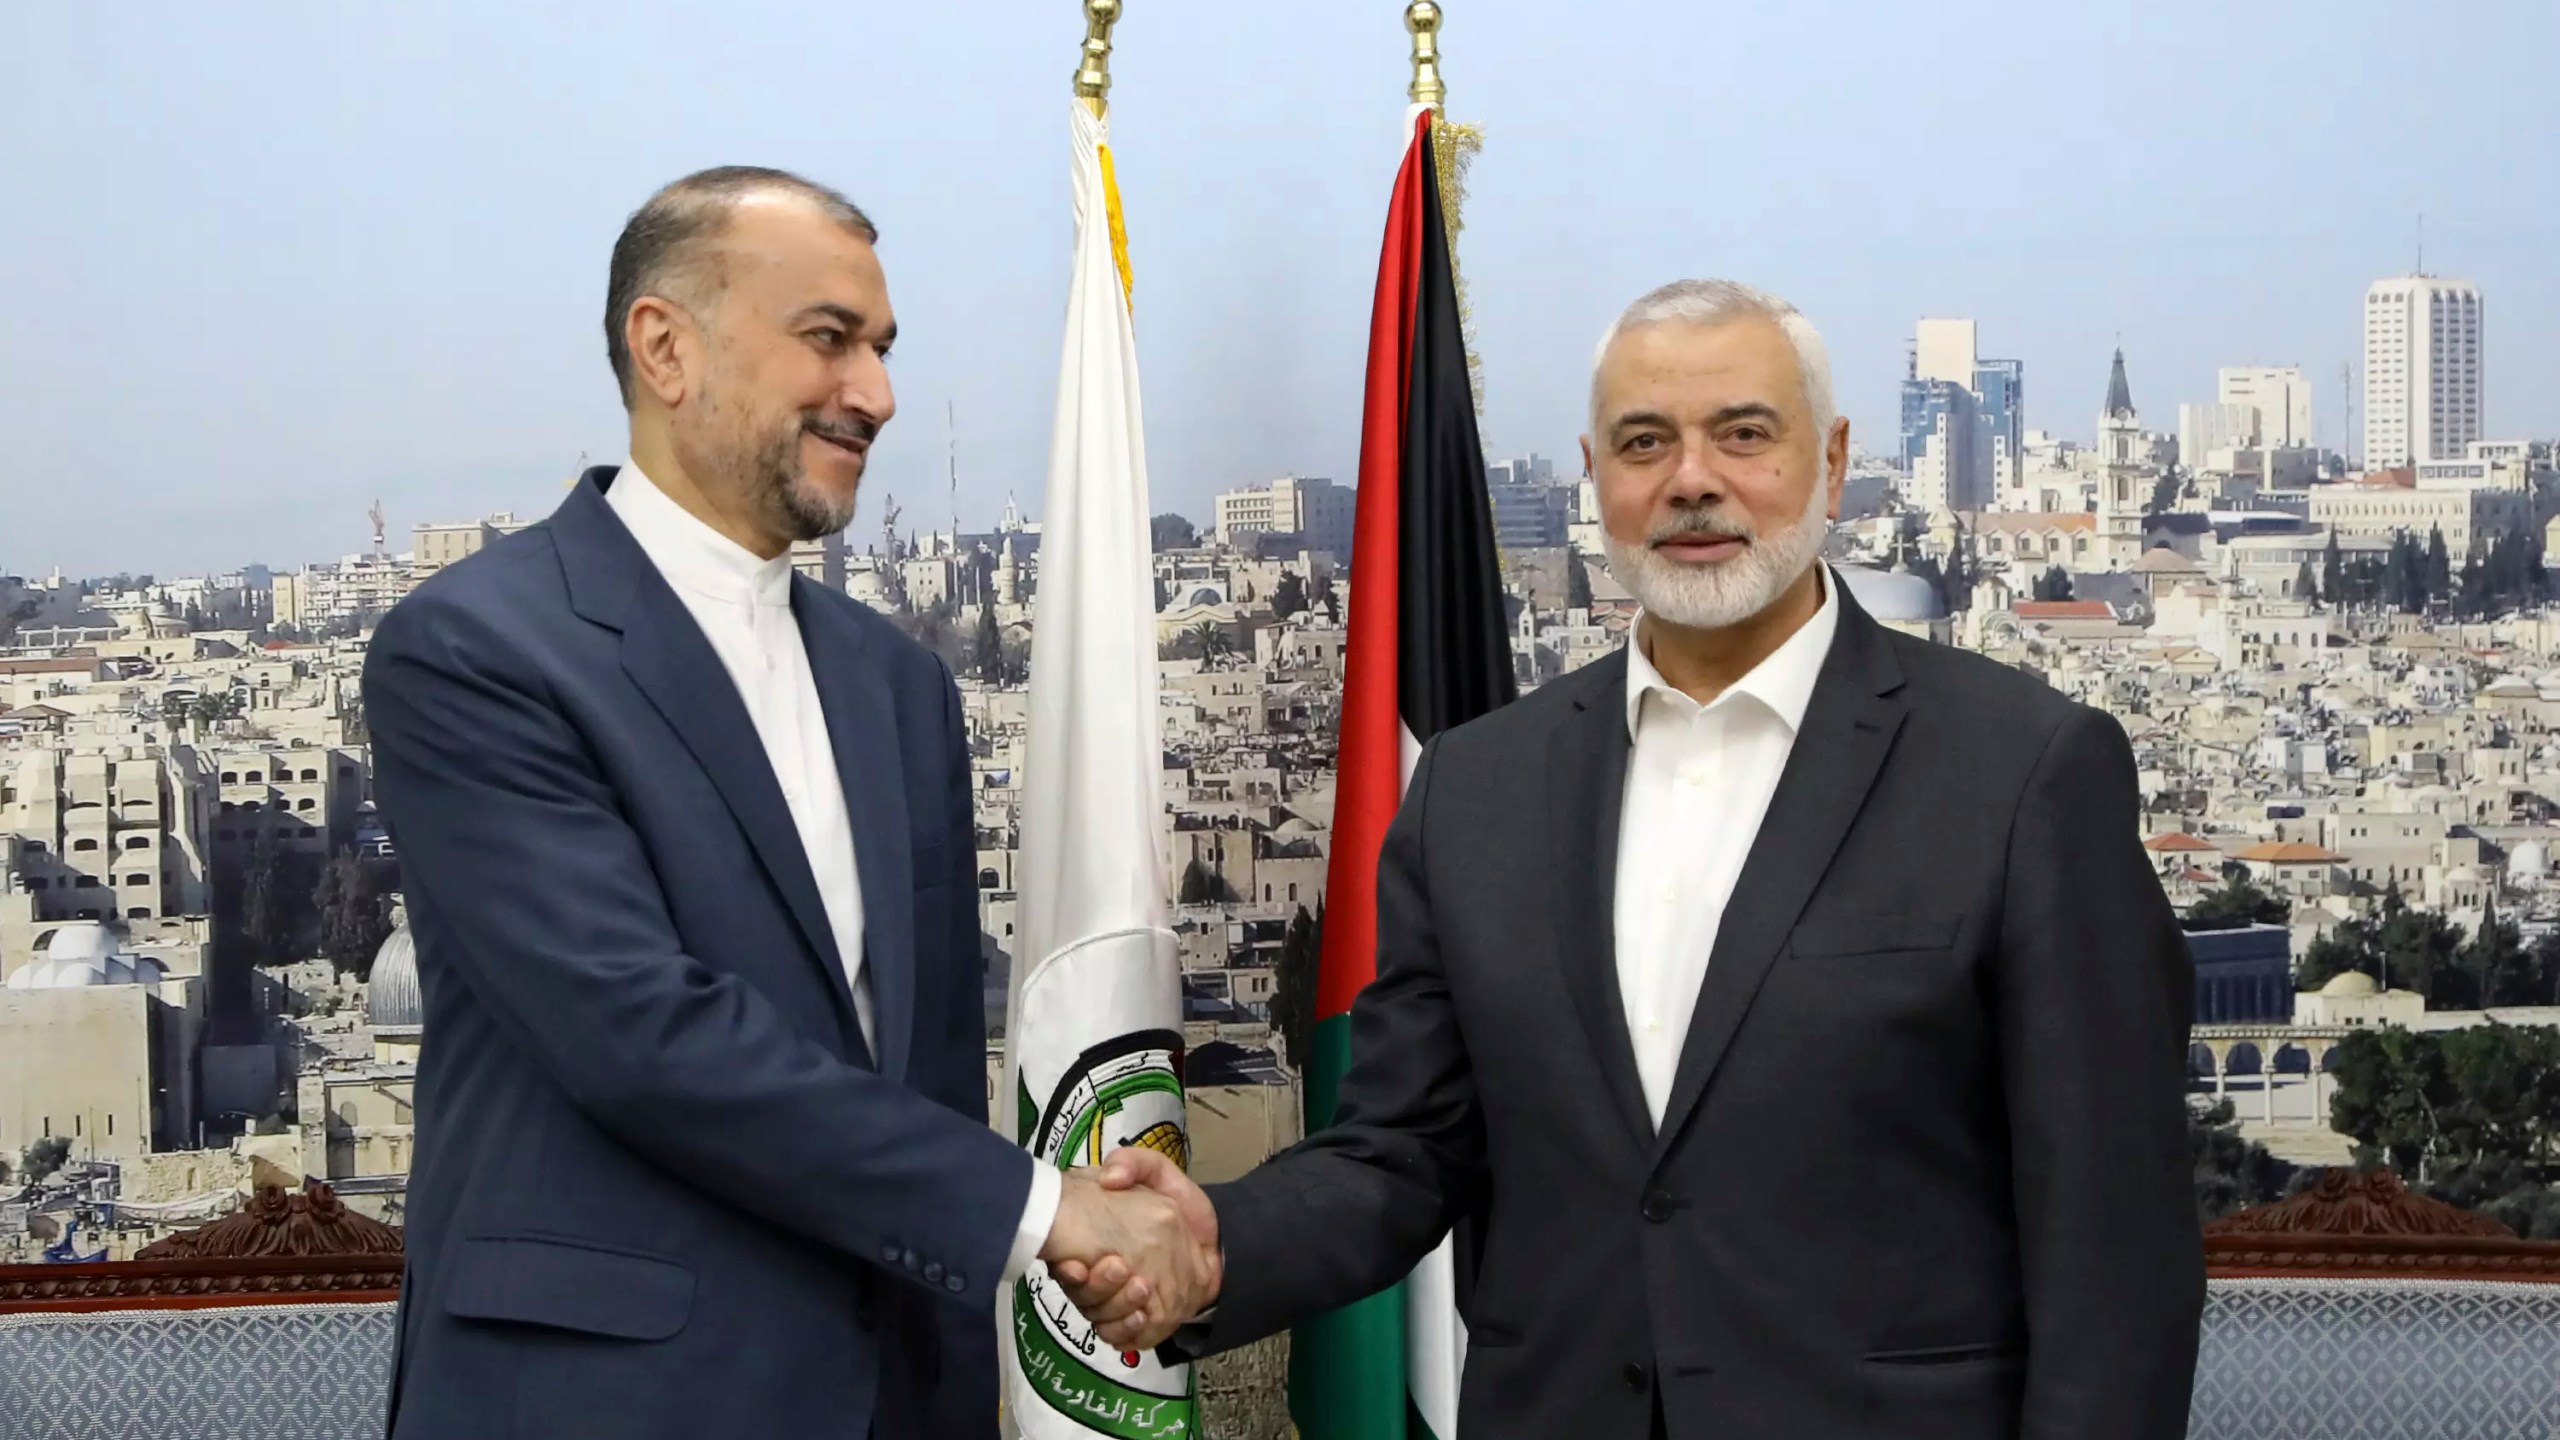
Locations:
363;168;1206;1440
1062;281;2204;1440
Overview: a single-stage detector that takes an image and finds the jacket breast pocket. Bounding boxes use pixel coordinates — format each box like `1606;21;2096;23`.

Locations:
1787;913;1960;960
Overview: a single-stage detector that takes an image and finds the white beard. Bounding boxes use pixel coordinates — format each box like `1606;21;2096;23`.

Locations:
1602;476;1832;630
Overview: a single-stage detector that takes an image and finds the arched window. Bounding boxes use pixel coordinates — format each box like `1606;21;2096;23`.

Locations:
72;838;99;852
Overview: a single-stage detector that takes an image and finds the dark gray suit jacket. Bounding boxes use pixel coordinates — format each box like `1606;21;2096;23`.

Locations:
1190;588;2202;1440
365;468;1029;1440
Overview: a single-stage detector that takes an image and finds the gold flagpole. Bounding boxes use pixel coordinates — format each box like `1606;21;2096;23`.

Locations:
1072;0;1120;117
1407;1;1445;109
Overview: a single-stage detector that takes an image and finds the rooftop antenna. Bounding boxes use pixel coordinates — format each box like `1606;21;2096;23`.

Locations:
368;501;387;563
948;400;961;549
2414;212;2425;276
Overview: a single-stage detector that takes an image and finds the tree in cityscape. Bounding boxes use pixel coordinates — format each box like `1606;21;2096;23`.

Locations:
2426;526;2454;606
2293;914;2384;994
235;829;299;969
2293;561;2319;607
1151;512;1200;551
2320;533;2345;606
1189;621;1234;666
2148;471;2182;518
0;1153;13;1189
21;1137;72;1185
2326;1024;2560;1236
2190;1098;2298;1222
1565;554;1593;611
0;597;42;644
2295;878;2461;1006
1178;858;1231;906
2031;566;2074;603
1272;903;1321;1071
2183;872;2290;929
312;848;394;980
180;689;245;728
1272;571;1309;621
973;603;1005;685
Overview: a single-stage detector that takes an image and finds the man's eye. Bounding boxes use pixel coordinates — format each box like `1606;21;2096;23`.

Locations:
810;328;845;348
1727;427;1769;444
1624;434;1662;453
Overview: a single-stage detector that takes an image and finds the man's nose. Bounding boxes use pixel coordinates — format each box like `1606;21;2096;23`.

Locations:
843;349;896;429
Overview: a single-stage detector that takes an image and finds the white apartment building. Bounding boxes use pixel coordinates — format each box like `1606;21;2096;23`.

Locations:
1213;476;1355;558
2178;403;2261;472
2364;276;2483;468
2219;367;2313;451
274;554;413;632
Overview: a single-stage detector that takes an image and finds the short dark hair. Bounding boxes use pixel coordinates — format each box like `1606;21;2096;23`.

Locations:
603;166;879;405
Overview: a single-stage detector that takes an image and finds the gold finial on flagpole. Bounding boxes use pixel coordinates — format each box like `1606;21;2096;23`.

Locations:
1406;2;1445;110
1073;0;1121;113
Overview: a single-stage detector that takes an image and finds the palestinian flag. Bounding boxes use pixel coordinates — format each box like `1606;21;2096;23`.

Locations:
1292;104;1516;1440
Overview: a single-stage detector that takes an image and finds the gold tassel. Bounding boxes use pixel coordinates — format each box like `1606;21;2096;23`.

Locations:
1431;117;1487;418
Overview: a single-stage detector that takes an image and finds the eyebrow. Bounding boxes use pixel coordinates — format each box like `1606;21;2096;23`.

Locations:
1608;402;1784;437
794;303;895;347
1707;402;1784;428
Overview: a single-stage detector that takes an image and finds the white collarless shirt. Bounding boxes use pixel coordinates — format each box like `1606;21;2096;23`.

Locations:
605;461;1058;1279
1613;567;1839;1129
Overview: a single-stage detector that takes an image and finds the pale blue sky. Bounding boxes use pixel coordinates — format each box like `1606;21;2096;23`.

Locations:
5;0;2554;578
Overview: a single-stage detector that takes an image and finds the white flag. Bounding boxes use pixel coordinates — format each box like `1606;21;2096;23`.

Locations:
1002;98;1196;1440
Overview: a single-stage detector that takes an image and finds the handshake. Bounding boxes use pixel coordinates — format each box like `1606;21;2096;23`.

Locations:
1036;1147;1221;1352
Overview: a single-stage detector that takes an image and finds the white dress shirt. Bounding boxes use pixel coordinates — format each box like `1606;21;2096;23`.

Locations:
606;461;1058;1282
1613;567;1840;1128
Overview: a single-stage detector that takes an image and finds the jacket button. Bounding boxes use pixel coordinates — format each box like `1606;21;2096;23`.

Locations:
1641;1189;1675;1223
924;1261;946;1283
1622;1361;1651;1393
943;1273;968;1294
880;1242;902;1264
903;1251;922;1272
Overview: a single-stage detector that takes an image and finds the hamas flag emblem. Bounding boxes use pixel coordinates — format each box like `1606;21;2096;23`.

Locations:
1012;1028;1198;1439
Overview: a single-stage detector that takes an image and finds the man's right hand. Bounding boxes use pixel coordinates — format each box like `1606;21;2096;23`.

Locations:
1043;1149;1221;1351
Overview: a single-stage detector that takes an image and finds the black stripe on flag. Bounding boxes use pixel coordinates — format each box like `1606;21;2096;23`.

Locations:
1394;128;1518;746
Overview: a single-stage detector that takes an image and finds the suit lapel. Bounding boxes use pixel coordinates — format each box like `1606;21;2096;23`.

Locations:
1648;602;1908;1166
618;579;864;1036
797;581;916;1086
1548;651;1655;1155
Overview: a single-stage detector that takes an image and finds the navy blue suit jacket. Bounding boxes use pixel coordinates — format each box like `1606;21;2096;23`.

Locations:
363;467;1031;1440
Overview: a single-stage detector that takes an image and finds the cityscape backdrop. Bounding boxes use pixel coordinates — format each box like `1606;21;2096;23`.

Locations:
6;0;2557;575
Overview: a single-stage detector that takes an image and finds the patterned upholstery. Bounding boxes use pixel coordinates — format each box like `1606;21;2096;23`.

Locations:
2190;1278;2560;1439
0;1301;394;1440
2;1281;2554;1438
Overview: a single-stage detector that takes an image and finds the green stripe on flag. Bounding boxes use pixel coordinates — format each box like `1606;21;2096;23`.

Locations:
1289;1014;1410;1439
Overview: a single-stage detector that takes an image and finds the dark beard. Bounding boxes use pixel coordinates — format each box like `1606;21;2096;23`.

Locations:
746;421;858;544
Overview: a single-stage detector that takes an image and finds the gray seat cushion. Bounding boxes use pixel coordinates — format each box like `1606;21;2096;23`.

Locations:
0;1301;394;1440
2191;1278;2560;1439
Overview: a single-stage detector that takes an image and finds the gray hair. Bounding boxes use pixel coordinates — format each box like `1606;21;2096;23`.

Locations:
1588;279;1836;445
604;166;879;406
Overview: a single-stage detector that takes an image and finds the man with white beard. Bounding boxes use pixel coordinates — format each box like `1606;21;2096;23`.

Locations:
1063;280;2204;1440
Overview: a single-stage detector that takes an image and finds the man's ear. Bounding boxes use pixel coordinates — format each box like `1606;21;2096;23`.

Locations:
626;295;696;409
